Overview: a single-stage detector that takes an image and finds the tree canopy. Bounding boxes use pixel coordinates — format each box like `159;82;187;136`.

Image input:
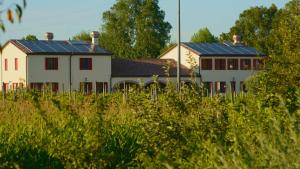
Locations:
71;31;91;42
219;4;278;55
22;34;38;41
100;0;172;59
190;27;218;43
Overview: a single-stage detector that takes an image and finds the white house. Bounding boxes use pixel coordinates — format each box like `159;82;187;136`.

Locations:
0;32;198;93
160;35;266;95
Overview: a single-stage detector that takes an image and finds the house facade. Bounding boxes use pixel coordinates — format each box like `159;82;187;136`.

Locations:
160;36;265;95
0;32;198;93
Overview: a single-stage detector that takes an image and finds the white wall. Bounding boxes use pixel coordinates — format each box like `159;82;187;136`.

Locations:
1;43;27;89
160;45;199;70
27;54;111;92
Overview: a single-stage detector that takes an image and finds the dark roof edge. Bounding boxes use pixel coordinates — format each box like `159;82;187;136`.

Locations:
28;52;111;56
111;75;198;78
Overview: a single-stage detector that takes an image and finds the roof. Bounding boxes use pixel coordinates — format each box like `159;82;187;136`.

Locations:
112;59;194;77
6;39;111;55
182;42;265;57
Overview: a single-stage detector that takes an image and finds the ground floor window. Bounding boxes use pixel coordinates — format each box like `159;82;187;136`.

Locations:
215;81;226;93
240;81;247;92
45;82;59;92
96;82;108;93
80;82;93;94
30;83;44;91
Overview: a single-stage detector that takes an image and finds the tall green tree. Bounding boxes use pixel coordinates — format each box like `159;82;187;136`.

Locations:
190;27;218;43
71;31;91;42
22;34;37;40
220;4;278;55
100;0;171;59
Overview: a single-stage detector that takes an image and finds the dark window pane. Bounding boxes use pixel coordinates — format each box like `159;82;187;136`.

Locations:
227;59;238;70
80;58;92;70
240;59;251;70
45;58;58;70
215;59;226;70
201;59;212;70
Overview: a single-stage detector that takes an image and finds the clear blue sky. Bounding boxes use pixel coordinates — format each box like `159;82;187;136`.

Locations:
0;0;290;43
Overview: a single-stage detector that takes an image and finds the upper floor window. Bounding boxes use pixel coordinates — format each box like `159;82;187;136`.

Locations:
4;59;8;71
227;59;238;70
15;58;18;71
253;59;261;70
80;58;92;70
240;59;251;70
215;59;226;70
45;58;58;70
201;59;212;70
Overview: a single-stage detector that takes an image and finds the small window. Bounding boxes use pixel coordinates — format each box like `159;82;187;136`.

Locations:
80;82;93;94
4;59;8;71
240;59;251;70
80;58;92;70
45;58;58;70
215;81;226;93
253;59;262;70
227;59;238;70
30;83;44;91
215;59;226;70
96;82;108;93
15;58;18;70
201;59;212;70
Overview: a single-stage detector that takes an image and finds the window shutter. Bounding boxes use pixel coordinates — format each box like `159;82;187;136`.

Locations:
15;58;18;70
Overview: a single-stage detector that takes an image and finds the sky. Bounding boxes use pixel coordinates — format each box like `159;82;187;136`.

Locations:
0;0;290;43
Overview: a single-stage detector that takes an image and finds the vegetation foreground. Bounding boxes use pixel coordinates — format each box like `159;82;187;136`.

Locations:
0;83;299;169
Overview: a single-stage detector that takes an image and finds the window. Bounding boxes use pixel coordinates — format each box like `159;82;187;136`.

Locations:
240;59;251;70
215;59;226;70
45;58;58;70
30;83;44;91
215;81;226;93
3;83;9;92
80;58;92;70
227;59;238;70
45;82;59;92
96;82;108;93
4;59;8;71
253;59;262;70
201;59;212;70
80;82;93;94
15;58;18;70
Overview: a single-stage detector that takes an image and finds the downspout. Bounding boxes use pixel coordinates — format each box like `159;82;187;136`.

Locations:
26;56;28;87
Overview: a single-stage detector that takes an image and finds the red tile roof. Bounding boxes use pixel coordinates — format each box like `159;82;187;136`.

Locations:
112;59;194;77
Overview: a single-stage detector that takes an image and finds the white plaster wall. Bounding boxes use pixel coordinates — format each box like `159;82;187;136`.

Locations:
1;43;27;88
27;55;111;92
160;45;199;70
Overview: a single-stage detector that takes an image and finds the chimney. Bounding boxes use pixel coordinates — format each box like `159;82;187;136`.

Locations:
233;34;241;45
90;31;100;45
44;32;54;41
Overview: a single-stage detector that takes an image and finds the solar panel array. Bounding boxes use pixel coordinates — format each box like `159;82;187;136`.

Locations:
14;40;111;55
183;42;264;56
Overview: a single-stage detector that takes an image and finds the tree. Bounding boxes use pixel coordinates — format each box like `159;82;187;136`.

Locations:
190;27;218;43
71;31;91;42
0;0;26;32
219;4;278;55
100;0;171;59
22;34;38;40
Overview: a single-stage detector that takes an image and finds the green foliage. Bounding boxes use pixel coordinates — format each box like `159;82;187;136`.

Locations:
100;0;171;59
0;83;299;168
22;34;38;41
191;27;218;43
71;31;91;42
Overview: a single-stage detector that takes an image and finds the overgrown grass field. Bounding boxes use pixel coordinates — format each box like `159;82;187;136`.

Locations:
0;84;299;168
